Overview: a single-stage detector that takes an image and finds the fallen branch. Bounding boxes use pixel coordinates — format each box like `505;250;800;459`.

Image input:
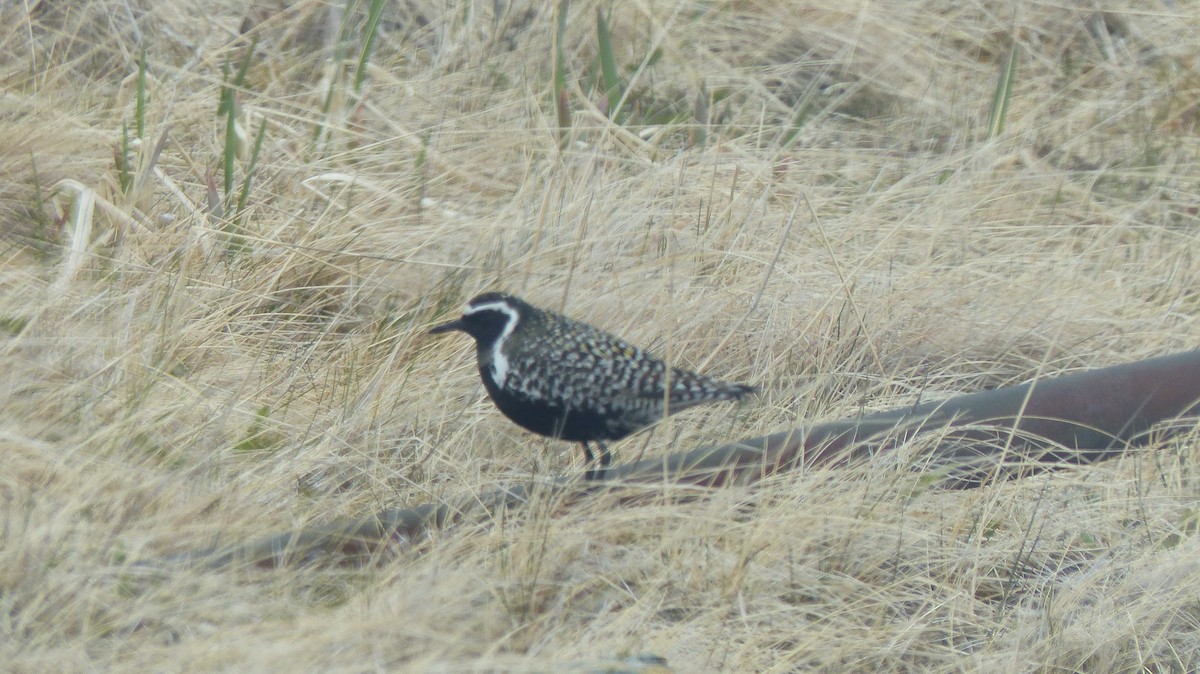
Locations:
161;349;1200;569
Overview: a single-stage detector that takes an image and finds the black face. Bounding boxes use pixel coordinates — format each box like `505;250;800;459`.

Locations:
428;293;520;346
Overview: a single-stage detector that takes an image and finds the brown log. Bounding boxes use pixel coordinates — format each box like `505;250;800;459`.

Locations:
162;350;1200;569
632;348;1200;489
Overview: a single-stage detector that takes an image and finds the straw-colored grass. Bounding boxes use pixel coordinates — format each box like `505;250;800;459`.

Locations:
3;1;1199;672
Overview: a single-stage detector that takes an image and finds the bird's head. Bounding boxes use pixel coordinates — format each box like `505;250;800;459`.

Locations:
429;292;525;347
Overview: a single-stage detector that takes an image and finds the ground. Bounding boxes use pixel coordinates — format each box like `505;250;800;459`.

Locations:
2;1;1199;672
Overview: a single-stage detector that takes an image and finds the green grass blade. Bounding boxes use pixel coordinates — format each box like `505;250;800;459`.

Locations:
987;41;1018;139
781;98;812;149
232;37;256;90
223;92;238;208
338;0;359;61
312;84;335;147
596;8;620;118
354;0;387;91
135;48;147;140
692;79;708;148
118;122;132;194
313;1;358;148
415;130;430;205
235;120;268;221
554;0;571;141
217;61;232;117
29;153;51;249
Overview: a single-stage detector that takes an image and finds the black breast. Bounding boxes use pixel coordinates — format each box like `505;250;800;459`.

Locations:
479;369;633;442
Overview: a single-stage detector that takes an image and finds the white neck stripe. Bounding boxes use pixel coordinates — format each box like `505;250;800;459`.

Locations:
466;301;519;387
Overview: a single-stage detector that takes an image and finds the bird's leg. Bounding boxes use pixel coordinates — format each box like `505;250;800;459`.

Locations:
596;441;612;468
580;441;596;481
578;441;609;477
584;441;611;481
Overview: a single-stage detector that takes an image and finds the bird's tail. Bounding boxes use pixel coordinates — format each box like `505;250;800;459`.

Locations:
717;382;758;401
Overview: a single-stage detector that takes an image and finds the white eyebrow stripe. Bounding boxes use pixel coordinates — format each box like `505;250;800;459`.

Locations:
463;301;511;316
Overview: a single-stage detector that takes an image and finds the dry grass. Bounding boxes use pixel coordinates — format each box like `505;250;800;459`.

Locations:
2;1;1200;671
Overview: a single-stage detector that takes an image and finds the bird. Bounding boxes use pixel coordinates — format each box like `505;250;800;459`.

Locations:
429;291;757;478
